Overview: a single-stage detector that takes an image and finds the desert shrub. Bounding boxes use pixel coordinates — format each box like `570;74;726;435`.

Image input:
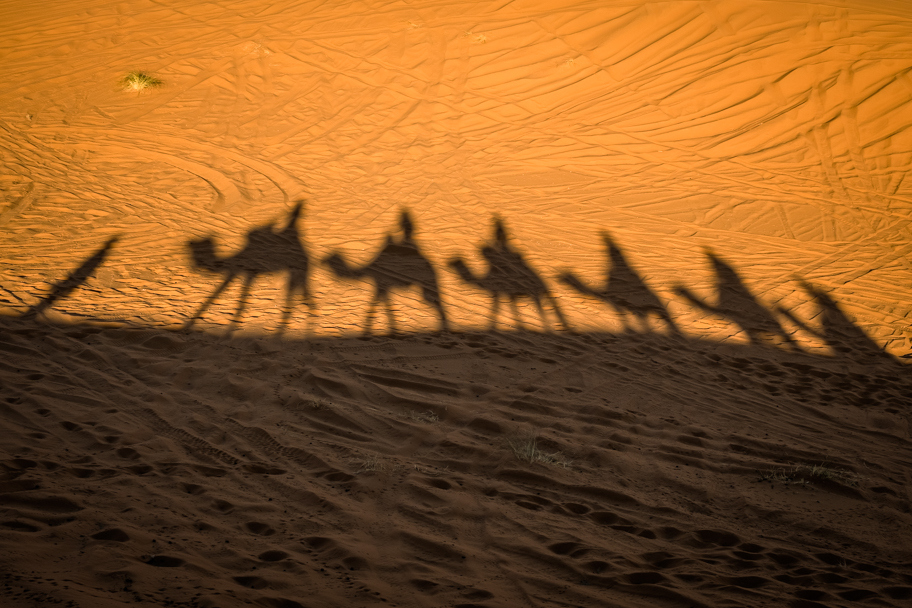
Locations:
121;71;163;92
508;430;571;468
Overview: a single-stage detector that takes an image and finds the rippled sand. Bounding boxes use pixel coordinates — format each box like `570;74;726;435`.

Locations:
1;1;911;606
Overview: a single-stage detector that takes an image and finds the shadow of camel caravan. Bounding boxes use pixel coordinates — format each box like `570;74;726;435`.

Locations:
322;210;448;336
169;204;907;369
448;216;569;332
184;201;314;334
560;231;678;335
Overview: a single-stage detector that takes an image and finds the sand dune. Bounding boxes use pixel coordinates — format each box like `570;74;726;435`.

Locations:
1;315;910;607
1;0;911;606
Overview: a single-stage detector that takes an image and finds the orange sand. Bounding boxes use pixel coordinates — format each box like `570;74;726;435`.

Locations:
1;1;911;606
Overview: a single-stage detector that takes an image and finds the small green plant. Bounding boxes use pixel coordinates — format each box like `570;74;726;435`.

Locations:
305;398;331;411
413;464;449;476
120;71;163;92
508;430;571;468
404;409;439;424
758;463;858;486
352;455;403;475
758;468;807;485
358;456;382;473
799;464;855;484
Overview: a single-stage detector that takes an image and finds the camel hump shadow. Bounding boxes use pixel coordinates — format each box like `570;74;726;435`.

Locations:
449;216;568;332
559;231;677;333
185;201;313;333
323;210;448;335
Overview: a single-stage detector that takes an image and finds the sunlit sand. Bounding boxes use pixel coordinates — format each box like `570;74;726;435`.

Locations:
1;1;910;606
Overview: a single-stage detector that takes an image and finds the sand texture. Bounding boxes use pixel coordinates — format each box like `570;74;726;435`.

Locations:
1;0;911;606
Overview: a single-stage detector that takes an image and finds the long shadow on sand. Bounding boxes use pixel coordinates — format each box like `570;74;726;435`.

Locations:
186;201;314;334
560;231;678;334
323;210;448;335
22;236;120;320
11;225;907;375
449;216;569;332
674;248;798;349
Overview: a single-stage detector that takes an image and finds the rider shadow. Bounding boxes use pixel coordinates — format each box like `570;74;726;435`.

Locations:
560;231;678;334
779;281;894;364
448;216;568;332
23;236;120;320
674;248;796;348
323;210;448;336
185;201;313;334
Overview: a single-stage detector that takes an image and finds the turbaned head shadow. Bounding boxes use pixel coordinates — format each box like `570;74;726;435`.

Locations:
673;248;797;349
322;209;448;336
448;216;569;332
185;201;313;334
559;231;678;334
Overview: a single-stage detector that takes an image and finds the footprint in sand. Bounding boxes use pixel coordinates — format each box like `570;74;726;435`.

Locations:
91;528;130;542
244;521;276;536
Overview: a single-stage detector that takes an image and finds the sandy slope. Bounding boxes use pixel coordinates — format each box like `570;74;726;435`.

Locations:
1;0;911;606
1;318;911;608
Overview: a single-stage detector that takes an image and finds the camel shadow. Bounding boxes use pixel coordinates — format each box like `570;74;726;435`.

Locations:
448;217;568;332
560;231;678;334
674;248;795;348
323;210;448;336
185;201;313;334
779;280;893;364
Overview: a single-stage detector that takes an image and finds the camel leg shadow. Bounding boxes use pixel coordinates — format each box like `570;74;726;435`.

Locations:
363;291;397;336
488;295;502;331
277;272;316;337
228;276;254;333
422;286;449;332
509;297;526;331
542;293;570;332
185;273;236;330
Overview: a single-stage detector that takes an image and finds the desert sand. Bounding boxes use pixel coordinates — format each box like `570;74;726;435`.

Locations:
1;0;911;606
